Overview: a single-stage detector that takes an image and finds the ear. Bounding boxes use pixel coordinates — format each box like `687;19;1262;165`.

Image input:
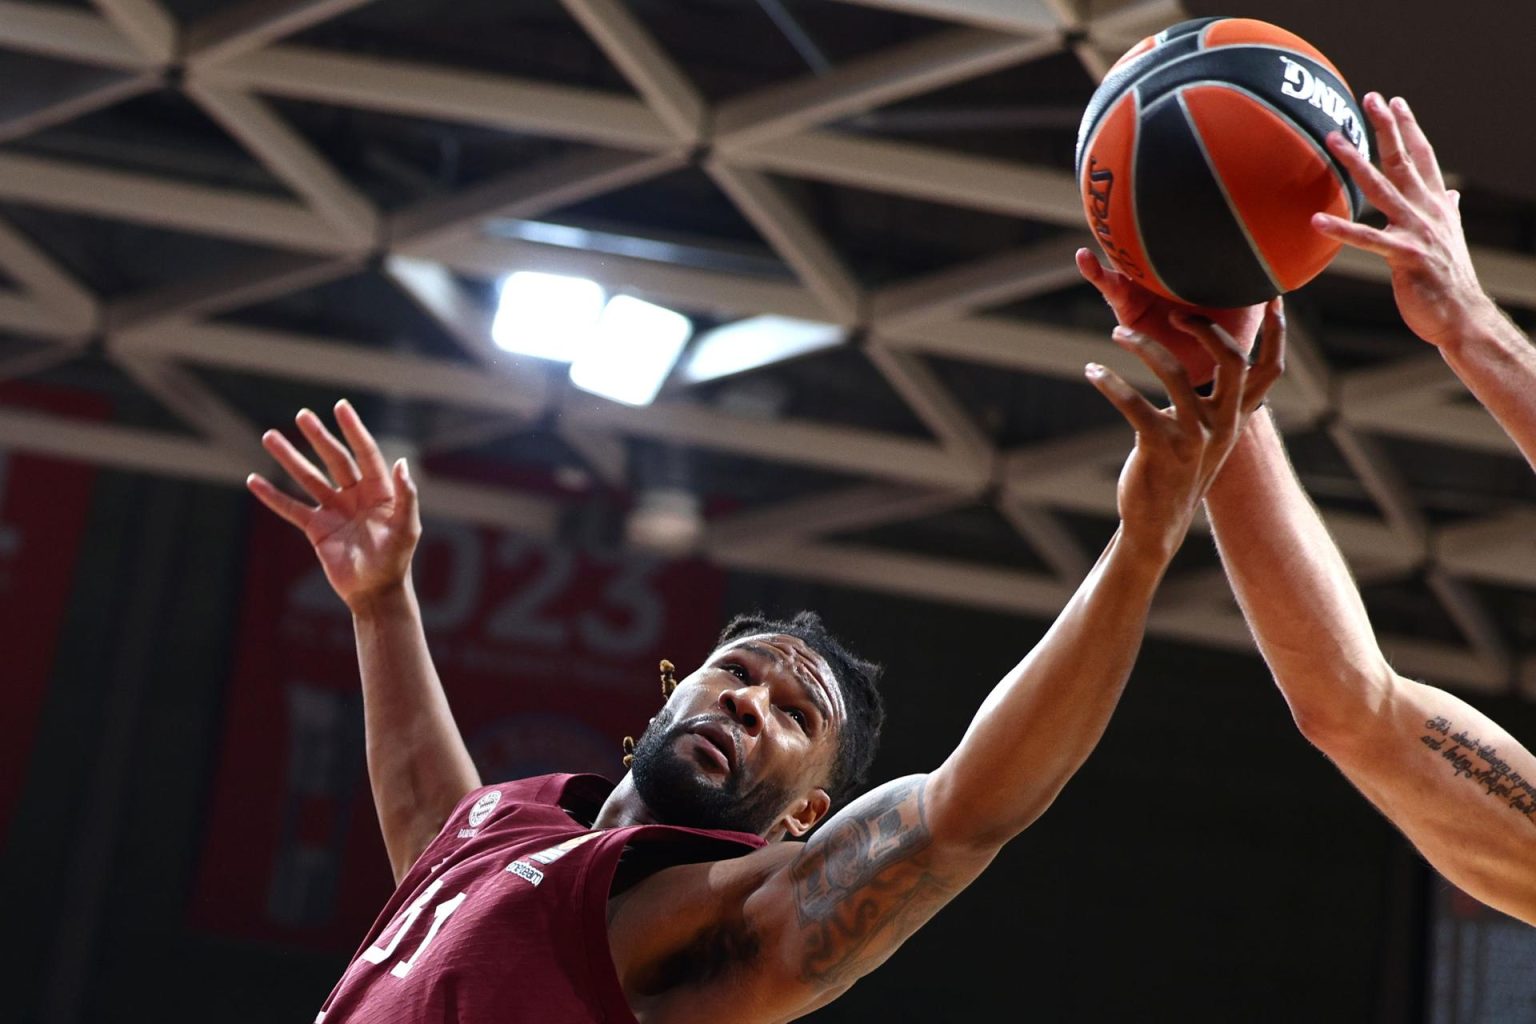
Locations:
781;787;831;838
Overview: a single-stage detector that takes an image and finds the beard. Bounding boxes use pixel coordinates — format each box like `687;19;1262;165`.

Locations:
629;705;793;836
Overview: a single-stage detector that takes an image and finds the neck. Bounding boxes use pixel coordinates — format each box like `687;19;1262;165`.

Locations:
592;774;664;830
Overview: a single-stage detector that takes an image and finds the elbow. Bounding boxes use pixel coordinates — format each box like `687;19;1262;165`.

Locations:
1285;664;1402;757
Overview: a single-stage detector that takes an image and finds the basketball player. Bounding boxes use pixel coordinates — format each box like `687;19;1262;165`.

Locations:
246;315;1280;1020
1078;91;1536;925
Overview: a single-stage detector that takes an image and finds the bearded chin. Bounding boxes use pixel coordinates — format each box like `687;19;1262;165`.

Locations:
629;706;791;837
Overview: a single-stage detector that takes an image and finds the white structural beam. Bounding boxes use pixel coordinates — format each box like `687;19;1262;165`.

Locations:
383;257;504;368
108;252;361;331
0;152;357;254
1087;0;1185;48
558;0;706;143
705;484;971;552
1435;511;1536;590
0;2;153;69
882;314;1162;391
185;0;381;67
997;496;1093;582
200;45;677;151
389;149;688;251
111;320;549;417
870;234;1091;326
0;217;97;330
0;296;90;341
562;394;990;491
704;162;863;325
115;355;266;455
863;345;993;466
186;81;380;247
723;130;1083;226
714;27;1062;149
0;73;161;146
415;235;829;322
826;0;1059;35
89;0;177;64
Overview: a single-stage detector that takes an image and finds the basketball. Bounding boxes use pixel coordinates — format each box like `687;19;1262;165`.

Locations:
1075;17;1370;308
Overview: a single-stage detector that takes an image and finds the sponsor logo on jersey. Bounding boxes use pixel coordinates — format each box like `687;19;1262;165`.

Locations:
506;831;601;887
468;790;502;827
1277;56;1368;157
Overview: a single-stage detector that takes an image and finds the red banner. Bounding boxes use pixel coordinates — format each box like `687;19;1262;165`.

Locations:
190;507;725;949
0;386;103;835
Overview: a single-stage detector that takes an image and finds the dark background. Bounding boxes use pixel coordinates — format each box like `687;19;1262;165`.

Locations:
7;463;1519;1022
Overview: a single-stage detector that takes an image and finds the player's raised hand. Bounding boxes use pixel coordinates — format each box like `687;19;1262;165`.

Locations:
1313;92;1499;348
247;399;421;610
1075;247;1266;386
1088;298;1284;558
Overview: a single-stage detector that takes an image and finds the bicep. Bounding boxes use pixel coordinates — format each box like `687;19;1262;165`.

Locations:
747;775;994;1004
1328;675;1536;923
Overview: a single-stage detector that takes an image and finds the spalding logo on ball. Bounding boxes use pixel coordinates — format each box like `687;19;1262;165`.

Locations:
1076;17;1370;308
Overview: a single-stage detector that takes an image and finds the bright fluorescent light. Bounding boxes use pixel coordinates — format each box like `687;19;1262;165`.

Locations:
680;316;846;383
568;295;693;406
491;271;605;361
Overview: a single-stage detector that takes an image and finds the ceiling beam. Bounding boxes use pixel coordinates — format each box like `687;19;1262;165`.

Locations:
0;151;358;254
714;27;1062;149
199;44;677;151
558;0;706;143
184;0;381;67
825;0;1059;35
0;2;153;69
89;0;177;65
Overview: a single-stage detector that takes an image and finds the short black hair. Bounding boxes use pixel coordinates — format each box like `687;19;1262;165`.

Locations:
716;610;884;810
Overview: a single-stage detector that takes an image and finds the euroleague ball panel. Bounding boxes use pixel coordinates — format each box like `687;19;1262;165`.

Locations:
1200;18;1349;83
1077;30;1202;174
1130;46;1367;215
1078;89;1171;298
1181;84;1350;292
1135;92;1279;308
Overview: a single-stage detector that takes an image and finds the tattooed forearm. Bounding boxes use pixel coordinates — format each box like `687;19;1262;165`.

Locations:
1420;716;1536;825
787;776;953;986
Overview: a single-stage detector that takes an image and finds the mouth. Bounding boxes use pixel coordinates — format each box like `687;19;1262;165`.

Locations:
684;721;737;775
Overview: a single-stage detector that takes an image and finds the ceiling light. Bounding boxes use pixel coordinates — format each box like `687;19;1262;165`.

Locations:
568;295;693;406
680;315;846;384
491;271;606;361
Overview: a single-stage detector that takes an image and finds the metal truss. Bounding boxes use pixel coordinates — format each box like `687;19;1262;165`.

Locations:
0;0;1532;696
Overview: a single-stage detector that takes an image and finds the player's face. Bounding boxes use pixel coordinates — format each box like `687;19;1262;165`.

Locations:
629;634;843;838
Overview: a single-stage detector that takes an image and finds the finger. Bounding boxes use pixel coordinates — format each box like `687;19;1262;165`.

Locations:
1086;362;1165;438
296;408;361;487
1311;211;1415;259
1112;328;1201;433
1242;298;1288;414
1363;91;1429;201
390;458;421;531
1076;246;1119;302
262;429;335;503
1389;96;1446;194
1325;132;1416;224
1169;310;1248;388
247;472;316;531
1447;189;1461;209
334;398;390;483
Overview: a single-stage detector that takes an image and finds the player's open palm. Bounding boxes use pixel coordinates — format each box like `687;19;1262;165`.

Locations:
246;399;421;610
1312;92;1494;348
1088;299;1284;558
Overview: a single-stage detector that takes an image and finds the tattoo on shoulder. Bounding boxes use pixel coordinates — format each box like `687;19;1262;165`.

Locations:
1420;716;1536;825
788;776;951;986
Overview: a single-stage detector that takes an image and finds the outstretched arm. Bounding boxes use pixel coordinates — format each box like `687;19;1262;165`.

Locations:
248;401;480;883
727;317;1283;1018
1205;404;1536;924
1315;92;1536;472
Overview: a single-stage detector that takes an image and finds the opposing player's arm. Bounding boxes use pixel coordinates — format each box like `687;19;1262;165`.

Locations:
1203;404;1536;924
737;314;1283;1017
248;402;480;883
1314;92;1536;472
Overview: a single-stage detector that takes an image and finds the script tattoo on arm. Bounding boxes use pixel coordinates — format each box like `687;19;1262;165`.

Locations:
1420;715;1536;826
787;776;954;987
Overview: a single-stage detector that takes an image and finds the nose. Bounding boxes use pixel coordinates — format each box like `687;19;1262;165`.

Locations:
719;684;768;735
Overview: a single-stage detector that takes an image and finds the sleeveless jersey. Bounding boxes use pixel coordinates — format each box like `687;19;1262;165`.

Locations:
314;774;764;1024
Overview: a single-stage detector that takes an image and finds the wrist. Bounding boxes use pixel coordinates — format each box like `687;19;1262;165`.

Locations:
1109;521;1181;581
1433;292;1509;355
347;577;416;620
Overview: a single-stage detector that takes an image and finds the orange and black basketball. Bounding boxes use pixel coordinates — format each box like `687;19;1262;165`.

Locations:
1075;17;1369;308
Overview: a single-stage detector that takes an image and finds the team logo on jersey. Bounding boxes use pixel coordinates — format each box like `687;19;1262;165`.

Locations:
506;831;601;887
468;790;502;827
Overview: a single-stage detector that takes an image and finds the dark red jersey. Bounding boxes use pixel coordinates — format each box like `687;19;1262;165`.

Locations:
315;774;764;1023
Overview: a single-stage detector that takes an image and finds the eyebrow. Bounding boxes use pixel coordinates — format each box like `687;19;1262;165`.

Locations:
735;641;833;725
